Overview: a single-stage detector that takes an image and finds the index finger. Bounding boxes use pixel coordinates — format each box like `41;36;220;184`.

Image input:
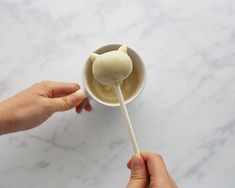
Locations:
39;81;80;97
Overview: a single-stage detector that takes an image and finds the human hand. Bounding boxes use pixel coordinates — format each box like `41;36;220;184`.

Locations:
0;81;91;135
126;152;177;188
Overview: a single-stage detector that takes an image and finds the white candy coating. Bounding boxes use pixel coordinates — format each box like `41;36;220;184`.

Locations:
90;45;133;85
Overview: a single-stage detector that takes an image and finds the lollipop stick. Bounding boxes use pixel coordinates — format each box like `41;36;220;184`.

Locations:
114;83;140;155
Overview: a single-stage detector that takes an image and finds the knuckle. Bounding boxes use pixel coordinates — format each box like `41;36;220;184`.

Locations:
33;80;50;88
40;80;51;87
62;97;71;110
130;173;146;180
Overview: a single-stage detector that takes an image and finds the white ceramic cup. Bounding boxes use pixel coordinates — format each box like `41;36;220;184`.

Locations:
82;44;146;107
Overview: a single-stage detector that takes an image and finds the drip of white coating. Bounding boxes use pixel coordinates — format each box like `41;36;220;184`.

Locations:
90;45;140;155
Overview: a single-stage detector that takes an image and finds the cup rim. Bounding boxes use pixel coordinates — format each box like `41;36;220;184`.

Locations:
82;44;146;107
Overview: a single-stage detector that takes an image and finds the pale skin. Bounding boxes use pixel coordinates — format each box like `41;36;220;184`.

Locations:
0;80;91;134
127;153;177;188
0;80;177;188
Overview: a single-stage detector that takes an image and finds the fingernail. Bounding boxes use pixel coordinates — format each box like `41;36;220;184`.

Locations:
131;155;144;171
86;105;92;111
75;89;87;99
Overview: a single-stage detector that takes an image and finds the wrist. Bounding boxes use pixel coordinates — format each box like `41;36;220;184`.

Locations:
0;101;16;135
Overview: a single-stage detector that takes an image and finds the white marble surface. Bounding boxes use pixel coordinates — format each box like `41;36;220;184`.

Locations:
0;0;235;187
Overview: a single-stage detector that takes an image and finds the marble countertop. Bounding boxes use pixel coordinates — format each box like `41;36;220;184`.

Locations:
0;0;235;187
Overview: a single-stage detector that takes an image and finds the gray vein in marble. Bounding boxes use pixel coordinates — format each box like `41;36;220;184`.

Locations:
178;118;235;181
1;0;235;187
27;133;85;152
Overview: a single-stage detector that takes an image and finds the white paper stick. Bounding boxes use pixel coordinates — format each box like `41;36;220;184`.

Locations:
115;83;140;155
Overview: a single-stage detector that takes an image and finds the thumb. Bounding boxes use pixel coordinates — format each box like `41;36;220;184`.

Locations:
50;89;85;112
127;155;148;188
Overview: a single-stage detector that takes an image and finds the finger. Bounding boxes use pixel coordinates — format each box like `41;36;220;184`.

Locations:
84;99;92;111
169;175;178;188
76;98;88;113
140;152;172;185
75;98;92;113
127;159;131;169
76;103;83;113
50;90;85;112
140;152;169;176
127;155;148;188
39;80;80;97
